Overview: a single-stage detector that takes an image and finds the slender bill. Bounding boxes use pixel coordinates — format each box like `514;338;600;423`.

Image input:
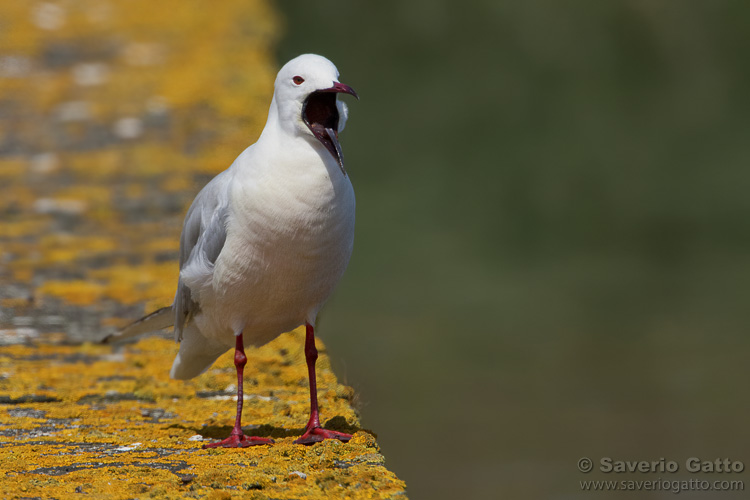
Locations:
325;127;347;175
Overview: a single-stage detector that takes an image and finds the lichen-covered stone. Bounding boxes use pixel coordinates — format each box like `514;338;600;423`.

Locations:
0;1;407;497
0;330;407;498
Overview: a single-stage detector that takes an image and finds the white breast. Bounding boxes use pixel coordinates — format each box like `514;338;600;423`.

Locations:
198;141;355;347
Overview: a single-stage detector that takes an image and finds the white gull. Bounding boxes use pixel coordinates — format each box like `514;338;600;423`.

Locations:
104;54;358;447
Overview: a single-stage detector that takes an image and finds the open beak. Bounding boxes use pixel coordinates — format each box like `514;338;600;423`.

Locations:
319;82;359;100
302;82;358;175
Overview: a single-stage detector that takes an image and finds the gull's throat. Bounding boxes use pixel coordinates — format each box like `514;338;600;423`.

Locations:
302;91;346;174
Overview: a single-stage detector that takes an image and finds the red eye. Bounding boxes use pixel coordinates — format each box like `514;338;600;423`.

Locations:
293;76;304;85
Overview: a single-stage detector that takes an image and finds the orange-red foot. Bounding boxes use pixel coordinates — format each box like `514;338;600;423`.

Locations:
203;433;274;449
294;427;352;445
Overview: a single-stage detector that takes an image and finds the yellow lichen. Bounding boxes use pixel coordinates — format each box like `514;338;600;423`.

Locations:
0;0;407;497
37;279;106;306
0;331;407;499
0;159;26;179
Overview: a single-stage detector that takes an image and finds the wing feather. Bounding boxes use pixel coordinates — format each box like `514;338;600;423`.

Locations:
173;170;232;340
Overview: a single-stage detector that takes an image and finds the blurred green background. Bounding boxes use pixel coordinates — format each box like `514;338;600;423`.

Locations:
277;1;750;498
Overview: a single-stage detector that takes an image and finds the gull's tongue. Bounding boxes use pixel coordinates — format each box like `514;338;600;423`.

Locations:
325;127;347;176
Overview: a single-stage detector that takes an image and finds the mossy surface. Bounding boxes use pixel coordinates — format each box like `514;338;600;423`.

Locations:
0;1;406;498
0;329;407;499
0;0;281;334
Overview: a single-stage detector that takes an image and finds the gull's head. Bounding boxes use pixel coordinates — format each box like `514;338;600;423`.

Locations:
272;54;358;174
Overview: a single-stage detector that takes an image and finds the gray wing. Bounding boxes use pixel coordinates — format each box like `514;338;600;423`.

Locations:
173;169;232;341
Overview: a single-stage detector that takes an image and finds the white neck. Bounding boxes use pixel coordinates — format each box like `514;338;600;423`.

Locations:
254;96;339;175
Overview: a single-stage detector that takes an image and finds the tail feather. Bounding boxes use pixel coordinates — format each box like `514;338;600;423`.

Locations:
101;305;174;344
170;323;229;379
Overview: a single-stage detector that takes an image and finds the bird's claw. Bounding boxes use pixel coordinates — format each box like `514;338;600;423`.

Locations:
294;427;352;445
202;434;274;449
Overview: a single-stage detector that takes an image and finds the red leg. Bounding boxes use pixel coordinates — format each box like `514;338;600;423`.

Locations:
294;322;352;445
203;333;274;448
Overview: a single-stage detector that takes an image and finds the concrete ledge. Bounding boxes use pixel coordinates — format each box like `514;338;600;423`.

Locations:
0;1;407;497
0;329;407;499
